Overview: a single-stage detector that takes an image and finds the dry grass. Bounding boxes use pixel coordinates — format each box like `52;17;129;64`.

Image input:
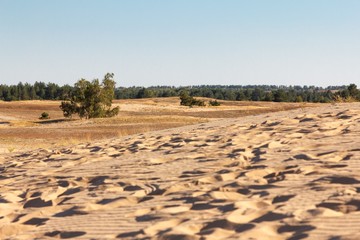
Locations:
0;97;320;152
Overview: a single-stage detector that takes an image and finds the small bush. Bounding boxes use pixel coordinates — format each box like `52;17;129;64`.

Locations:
179;91;205;107
39;112;50;119
209;100;221;106
191;99;206;107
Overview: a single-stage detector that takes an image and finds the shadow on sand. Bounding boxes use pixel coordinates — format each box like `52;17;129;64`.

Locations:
35;119;74;125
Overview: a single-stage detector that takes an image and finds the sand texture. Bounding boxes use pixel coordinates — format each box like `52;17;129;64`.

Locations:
1;103;360;239
0;98;307;153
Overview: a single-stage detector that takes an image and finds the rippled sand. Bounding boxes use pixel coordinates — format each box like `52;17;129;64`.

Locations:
1;103;360;239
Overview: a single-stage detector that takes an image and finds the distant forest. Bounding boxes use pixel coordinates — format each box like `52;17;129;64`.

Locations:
0;82;359;103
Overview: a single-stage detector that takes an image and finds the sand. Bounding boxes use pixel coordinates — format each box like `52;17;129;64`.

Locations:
0;98;308;153
1;103;360;239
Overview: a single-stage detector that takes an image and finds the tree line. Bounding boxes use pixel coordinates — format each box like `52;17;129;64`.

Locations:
1;81;359;103
0;82;72;101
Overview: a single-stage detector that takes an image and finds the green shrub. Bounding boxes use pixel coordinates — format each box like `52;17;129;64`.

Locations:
179;91;205;107
39;112;50;119
209;100;221;106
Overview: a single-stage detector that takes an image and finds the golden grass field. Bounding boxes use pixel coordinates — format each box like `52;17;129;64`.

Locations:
0;97;314;153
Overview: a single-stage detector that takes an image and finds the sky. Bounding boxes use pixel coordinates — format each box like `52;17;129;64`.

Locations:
0;0;360;87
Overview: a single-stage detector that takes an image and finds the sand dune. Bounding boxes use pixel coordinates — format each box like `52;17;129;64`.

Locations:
1;103;360;239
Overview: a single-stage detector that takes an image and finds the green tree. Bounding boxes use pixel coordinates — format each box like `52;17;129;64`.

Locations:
46;83;59;100
236;90;247;101
251;88;264;101
60;73;119;119
179;91;193;106
179;90;205;107
348;84;360;100
224;90;236;100
295;95;303;102
34;82;46;99
273;89;288;102
264;92;274;101
136;87;155;98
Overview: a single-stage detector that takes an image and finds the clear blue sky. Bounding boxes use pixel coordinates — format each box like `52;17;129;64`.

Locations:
1;0;359;87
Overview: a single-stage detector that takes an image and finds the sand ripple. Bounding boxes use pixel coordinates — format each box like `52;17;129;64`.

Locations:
1;103;360;239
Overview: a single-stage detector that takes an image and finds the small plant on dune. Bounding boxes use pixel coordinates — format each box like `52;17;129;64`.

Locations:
39;112;50;119
209;100;221;106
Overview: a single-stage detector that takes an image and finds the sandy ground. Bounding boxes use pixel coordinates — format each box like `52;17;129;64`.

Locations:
0;98;308;153
1;103;360;239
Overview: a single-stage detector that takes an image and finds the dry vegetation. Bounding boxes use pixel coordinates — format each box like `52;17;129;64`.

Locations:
0;97;319;152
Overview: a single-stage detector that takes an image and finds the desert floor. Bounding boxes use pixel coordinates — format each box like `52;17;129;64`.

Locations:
1;99;360;239
0;98;308;153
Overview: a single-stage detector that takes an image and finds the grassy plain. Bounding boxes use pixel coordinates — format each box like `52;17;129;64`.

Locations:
0;97;317;152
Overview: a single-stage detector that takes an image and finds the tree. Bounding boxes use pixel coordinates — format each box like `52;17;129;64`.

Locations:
273;89;288;102
236;90;247;101
60;73;119;119
34;82;46;99
251;88;264;101
264;92;274;101
224;90;236;100
60;101;78;119
348;84;360;100
295;95;303;102
179;90;205;107
46;83;59;100
179;91;192;106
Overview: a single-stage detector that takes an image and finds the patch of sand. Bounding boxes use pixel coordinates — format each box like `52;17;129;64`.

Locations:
1;103;360;239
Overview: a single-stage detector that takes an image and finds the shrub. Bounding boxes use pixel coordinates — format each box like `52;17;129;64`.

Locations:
179;91;192;106
39;112;50;119
209;100;221;106
179;91;205;107
192;99;206;107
